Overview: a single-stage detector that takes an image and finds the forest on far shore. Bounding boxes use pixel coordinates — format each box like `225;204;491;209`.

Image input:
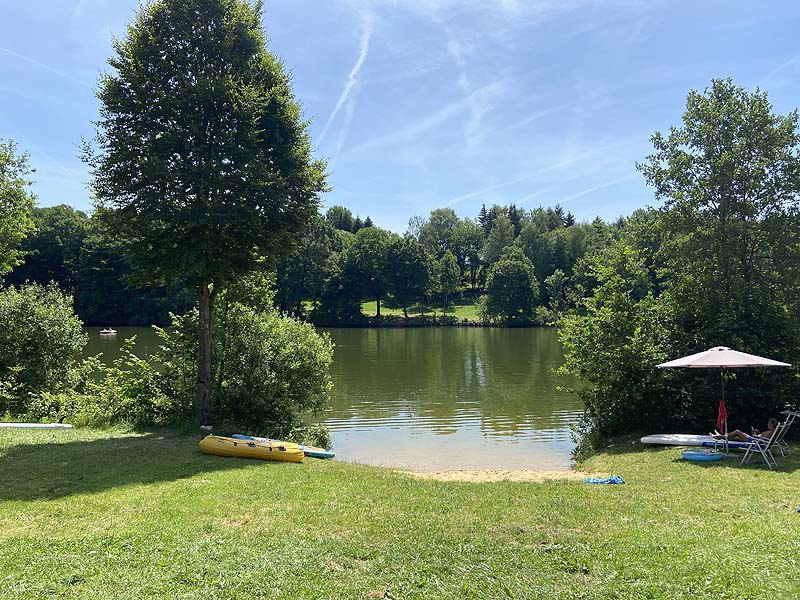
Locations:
5;200;625;327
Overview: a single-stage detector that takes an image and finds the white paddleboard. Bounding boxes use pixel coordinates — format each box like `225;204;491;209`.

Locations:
640;433;750;449
0;423;74;429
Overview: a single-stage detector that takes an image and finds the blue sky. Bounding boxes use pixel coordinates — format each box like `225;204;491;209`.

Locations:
2;1;799;232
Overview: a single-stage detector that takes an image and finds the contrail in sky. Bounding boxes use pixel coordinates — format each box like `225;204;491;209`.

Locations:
0;46;91;88
317;10;373;148
558;174;637;203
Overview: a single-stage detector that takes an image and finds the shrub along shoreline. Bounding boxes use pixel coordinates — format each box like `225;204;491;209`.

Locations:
0;280;333;449
1;427;798;599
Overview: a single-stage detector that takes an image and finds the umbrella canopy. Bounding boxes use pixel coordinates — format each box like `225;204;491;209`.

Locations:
656;346;790;452
657;346;791;369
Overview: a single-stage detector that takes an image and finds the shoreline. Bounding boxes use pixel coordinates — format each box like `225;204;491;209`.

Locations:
400;468;595;483
312;319;552;329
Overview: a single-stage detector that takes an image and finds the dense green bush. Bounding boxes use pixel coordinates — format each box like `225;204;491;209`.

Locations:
157;299;334;442
0;284;88;416
19;292;334;442
25;340;191;427
560;241;674;448
1;275;331;438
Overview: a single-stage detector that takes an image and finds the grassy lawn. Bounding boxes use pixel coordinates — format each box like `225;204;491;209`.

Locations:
2;429;799;599
361;299;480;321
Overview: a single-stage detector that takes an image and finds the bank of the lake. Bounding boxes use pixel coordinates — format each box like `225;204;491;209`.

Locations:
360;299;482;323
304;297;545;327
85;327;582;471
2;427;798;599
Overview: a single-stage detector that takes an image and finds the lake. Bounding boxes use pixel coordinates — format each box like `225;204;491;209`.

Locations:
84;326;582;471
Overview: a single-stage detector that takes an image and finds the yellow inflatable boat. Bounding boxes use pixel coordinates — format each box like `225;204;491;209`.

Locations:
199;435;304;463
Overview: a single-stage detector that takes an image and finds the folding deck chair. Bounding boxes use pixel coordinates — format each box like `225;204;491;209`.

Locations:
740;422;786;470
776;410;798;457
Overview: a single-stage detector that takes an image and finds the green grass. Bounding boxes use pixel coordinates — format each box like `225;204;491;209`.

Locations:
361;299;480;321
2;429;799;599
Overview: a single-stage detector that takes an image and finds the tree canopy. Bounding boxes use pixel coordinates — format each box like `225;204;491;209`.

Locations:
0;140;35;276
482;246;539;324
482;214;515;265
86;0;326;423
5;205;89;292
344;227;396;317
638;78;800;346
419;208;459;257
387;236;431;318
326;205;356;232
562;79;800;447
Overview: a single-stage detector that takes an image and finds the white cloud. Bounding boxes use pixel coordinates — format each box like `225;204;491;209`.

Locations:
515;187;552;205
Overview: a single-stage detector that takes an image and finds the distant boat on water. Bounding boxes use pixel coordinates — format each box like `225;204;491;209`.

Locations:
100;328;117;335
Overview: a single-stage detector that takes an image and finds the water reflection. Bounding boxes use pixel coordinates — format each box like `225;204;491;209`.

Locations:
322;328;582;471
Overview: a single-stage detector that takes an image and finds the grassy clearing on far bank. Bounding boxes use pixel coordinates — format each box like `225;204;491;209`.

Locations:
2;428;799;599
361;299;480;321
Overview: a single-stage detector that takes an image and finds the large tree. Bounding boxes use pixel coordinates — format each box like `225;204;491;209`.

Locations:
482;214;515;265
483;246;539;324
325;205;355;232
438;249;460;310
86;0;326;424
451;219;483;289
344;227;394;317
0;139;35;276
419;207;459;257
387;236;430;318
562;80;800;445
638;78;800;354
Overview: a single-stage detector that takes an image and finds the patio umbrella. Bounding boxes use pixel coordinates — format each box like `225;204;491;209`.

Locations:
657;346;791;451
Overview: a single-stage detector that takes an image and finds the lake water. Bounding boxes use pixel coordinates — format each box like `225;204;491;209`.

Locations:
84;326;583;471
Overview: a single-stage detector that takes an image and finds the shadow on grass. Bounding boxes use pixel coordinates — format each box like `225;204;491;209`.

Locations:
0;431;287;502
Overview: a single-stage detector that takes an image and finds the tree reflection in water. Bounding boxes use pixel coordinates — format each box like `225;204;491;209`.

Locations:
322;327;582;471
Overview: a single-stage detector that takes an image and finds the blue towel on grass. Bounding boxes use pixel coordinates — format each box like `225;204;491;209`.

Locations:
585;475;624;485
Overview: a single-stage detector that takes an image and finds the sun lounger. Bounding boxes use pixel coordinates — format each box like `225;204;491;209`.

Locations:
776;410;798;457
740;422;786;470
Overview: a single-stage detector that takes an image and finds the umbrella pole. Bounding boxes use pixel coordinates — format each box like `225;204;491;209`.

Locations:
721;369;728;454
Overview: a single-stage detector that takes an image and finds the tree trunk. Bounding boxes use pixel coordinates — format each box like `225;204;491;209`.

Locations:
375;295;381;318
214;294;227;401
403;305;408;319
196;282;215;425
